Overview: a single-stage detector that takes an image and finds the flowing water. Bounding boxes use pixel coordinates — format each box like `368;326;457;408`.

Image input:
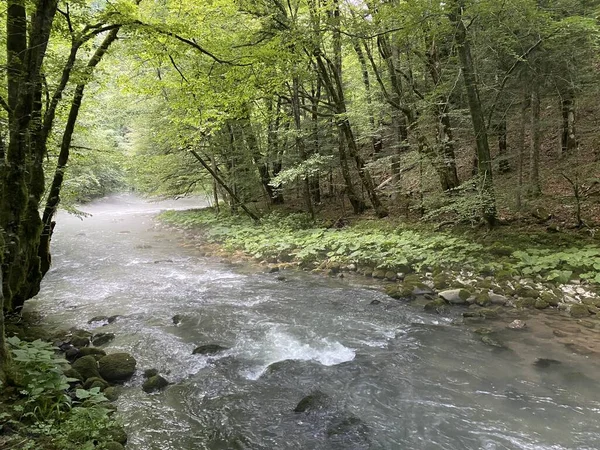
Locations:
26;195;600;450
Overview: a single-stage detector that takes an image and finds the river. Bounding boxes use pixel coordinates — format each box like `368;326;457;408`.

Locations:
25;195;600;449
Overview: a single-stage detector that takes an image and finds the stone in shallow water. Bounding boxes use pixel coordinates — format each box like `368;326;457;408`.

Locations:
192;344;229;355
294;390;331;413
142;375;170;393
92;332;115;346
507;320;527;330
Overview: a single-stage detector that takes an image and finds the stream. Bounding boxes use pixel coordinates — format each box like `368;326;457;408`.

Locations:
26;195;600;450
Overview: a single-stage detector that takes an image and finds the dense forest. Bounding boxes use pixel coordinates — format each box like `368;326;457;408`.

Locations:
1;1;600;448
1;0;600;352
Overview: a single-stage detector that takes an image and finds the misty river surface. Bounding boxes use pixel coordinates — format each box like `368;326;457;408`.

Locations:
26;195;600;450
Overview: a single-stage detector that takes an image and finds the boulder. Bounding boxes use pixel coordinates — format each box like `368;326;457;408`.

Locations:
103;386;120;402
72;355;100;380
489;293;508;306
65;347;80;360
294;391;331;413
534;299;549;310
192;344;229;356
71;335;90;348
142;375;170;393
570;304;591;318
92;333;115;347
384;271;397;281
78;347;107;360
98;353;137;382
372;269;386;279
439;289;470;305
83;377;109;391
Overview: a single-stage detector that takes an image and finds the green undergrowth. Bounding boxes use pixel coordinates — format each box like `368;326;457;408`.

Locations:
0;337;123;450
159;208;600;286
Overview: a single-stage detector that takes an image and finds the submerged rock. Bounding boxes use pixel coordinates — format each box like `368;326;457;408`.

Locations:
142;375;170;393
88;316;109;325
72;355;100;380
534;358;561;369
172;314;183;326
294;391;331;413
98;353;137;382
326;414;370;438
193;344;229;355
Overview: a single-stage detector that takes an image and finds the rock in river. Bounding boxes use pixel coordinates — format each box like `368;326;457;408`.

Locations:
192;344;229;355
439;289;470;305
98;353;137;382
294;390;331;413
142;375;170;393
72;355;100;380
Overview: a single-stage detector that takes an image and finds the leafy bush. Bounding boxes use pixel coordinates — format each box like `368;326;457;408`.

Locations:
2;337;119;450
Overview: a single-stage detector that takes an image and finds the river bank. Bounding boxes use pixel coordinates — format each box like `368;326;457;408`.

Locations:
159;207;600;354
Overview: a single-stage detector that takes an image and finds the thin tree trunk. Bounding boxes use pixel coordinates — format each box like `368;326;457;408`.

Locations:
426;36;460;191
560;89;578;156
497;117;510;173
529;83;542;197
450;0;496;226
291;77;314;217
352;39;381;155
310;80;322;204
516;90;528;210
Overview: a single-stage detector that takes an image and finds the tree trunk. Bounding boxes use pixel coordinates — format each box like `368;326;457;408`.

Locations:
352;39;381;155
291;77;314;217
560;89;578;156
2;0;59;311
497;117;510;173
0;267;8;384
529;83;542;197
516;90;528;210
450;1;497;226
267;98;284;204
426;37;460;191
310;81;322;204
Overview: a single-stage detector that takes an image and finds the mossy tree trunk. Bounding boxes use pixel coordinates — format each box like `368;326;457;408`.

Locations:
1;0;59;311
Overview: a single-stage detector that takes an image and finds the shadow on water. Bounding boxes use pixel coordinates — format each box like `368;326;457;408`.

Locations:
25;195;600;450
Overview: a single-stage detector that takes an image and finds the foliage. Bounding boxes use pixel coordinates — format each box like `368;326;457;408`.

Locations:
160;208;600;285
1;337;118;450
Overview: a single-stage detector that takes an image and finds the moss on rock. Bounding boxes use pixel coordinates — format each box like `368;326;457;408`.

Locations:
98;353;137;382
72;355;100;380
